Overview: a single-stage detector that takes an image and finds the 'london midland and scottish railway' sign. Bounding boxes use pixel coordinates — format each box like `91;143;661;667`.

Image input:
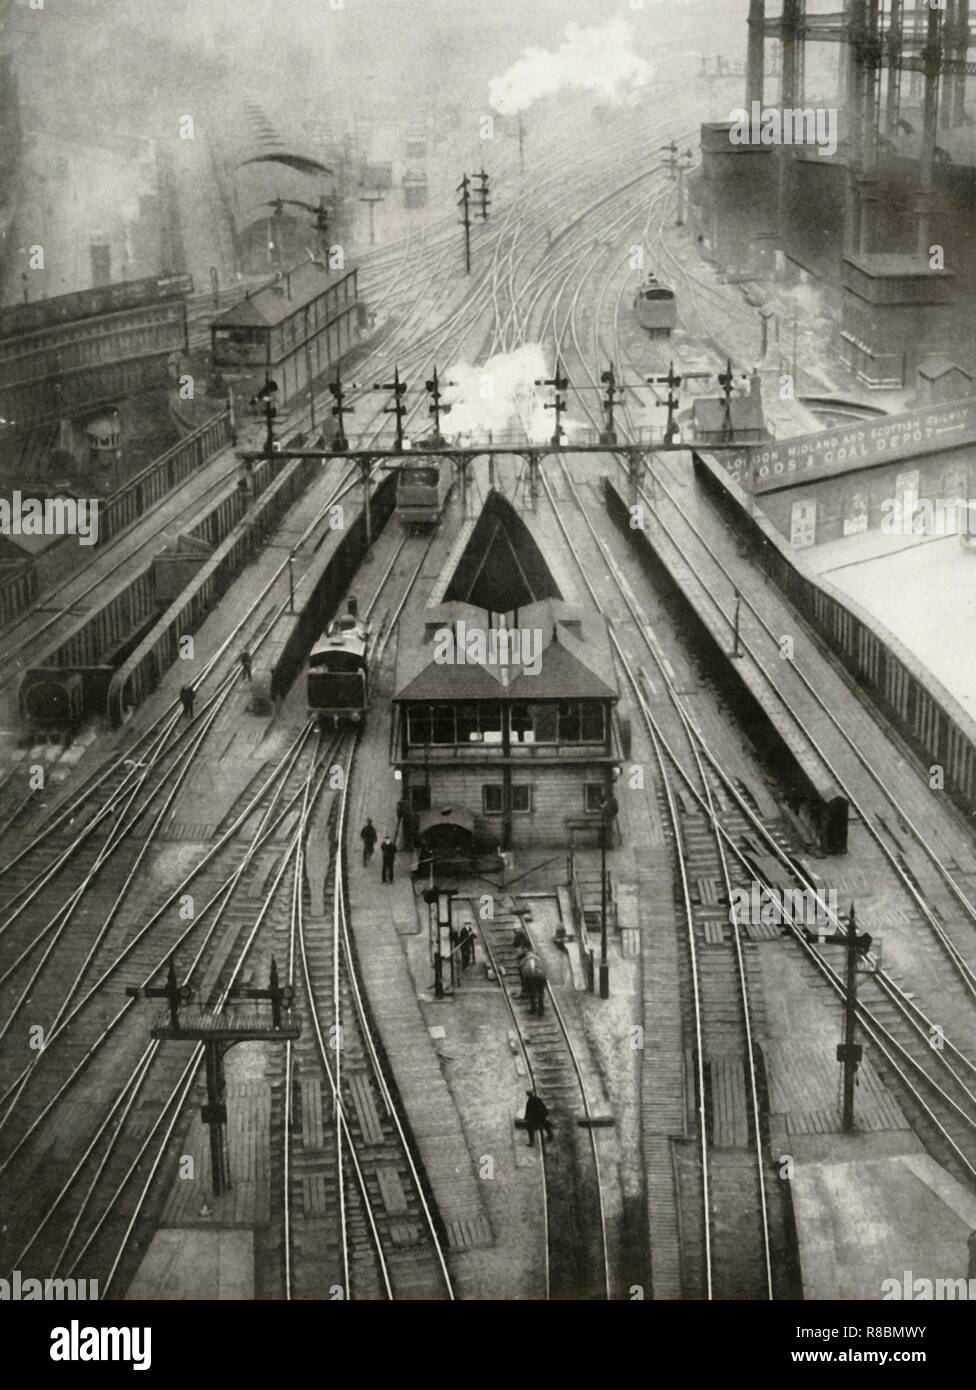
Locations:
720;397;976;495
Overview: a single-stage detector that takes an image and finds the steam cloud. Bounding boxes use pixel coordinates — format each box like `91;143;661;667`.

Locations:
488;21;653;117
438;345;583;445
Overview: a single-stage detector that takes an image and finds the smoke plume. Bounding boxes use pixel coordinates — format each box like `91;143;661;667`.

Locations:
488;20;653;117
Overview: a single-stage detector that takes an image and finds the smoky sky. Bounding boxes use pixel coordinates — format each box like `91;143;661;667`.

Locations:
10;0;750;147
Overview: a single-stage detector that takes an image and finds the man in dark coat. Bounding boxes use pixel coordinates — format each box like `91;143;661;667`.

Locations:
179;685;195;719
360;818;377;865
459;924;476;969
523;1091;554;1147
380;835;396;883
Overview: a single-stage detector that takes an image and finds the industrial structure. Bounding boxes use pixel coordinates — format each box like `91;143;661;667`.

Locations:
698;1;976;387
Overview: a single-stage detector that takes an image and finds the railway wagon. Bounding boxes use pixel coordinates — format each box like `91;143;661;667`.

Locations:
403;169;429;208
634;275;677;338
395;457;452;528
0;272;194;340
306;604;371;724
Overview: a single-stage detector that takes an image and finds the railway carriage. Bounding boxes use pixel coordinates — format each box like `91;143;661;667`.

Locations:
634;275;677;338
306;604;371;724
395;456;453;529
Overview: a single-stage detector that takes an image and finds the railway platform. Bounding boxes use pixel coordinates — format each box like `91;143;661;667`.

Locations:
584;445;976;1297
759;937;976;1300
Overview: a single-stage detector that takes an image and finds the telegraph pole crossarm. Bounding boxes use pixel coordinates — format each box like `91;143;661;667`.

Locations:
474;168;491;220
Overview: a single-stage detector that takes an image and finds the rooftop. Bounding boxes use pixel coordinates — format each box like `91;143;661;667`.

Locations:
212;260;356;330
393;599;618;704
844;252;953;280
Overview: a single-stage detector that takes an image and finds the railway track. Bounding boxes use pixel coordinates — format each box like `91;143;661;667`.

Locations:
540;208;976;1208
0;524;450;1298
473;900;611;1301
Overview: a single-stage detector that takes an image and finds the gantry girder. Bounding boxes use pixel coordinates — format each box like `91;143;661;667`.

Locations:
759;7;976;80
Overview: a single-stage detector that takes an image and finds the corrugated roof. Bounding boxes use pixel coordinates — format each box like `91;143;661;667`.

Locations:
212;260;356;329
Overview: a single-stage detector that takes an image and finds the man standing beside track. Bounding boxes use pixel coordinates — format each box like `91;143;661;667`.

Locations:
240;650;252;682
361;818;378;865
179;685;195;719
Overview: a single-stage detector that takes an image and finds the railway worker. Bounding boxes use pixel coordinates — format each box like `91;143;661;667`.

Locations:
360;818;378;865
512;927;531;954
240;650;253;682
380;835;396;883
459;923;476;970
523;1091;554;1148
179;685;195;719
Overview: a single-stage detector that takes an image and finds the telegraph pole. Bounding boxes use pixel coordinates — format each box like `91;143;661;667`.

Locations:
535;360;569;444
837;903;863;1134
517;112;525;172
457;174;472;273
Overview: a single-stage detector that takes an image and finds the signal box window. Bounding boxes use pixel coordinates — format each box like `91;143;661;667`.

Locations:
559;701;606;743
482;785;531;814
430;704;456;745
510;702;558;743
407;705;430;746
584;784;606;815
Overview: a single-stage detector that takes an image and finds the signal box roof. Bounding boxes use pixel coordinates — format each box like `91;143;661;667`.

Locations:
212;260;356;330
393;600;618;703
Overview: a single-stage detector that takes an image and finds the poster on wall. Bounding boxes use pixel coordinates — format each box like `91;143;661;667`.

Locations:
894;469;920;533
843;491;868;536
790;498;817;548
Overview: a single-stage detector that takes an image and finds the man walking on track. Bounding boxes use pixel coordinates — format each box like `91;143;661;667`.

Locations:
360;818;377;865
240;650;252;682
179;685;195;719
380;835;396;883
523;1091;554;1147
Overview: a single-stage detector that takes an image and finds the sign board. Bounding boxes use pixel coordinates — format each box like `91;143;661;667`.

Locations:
790;498;817;548
718;396;976;494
